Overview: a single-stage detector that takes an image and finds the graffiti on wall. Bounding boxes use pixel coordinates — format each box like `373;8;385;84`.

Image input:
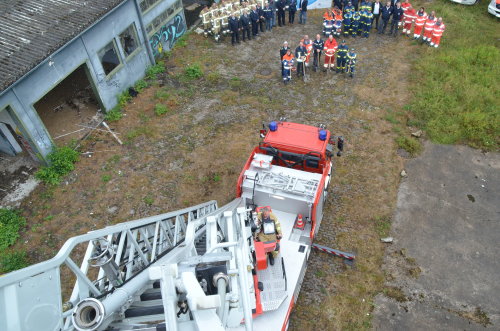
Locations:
149;14;186;57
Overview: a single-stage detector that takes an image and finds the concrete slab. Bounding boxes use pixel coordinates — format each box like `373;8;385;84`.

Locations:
373;141;500;330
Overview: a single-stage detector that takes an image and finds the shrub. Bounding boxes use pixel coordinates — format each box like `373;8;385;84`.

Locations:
35;146;79;185
396;136;422;156
134;79;149;92
0;251;29;274
184;63;204;80
104;107;123;122
146;61;166;80
154;103;169;116
0;209;26;250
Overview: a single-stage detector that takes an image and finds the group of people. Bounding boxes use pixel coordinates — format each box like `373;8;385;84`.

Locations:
279;35;357;84
200;0;309;44
320;0;445;46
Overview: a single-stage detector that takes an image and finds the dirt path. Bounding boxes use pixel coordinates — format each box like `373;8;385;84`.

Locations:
372;141;500;330
15;10;419;328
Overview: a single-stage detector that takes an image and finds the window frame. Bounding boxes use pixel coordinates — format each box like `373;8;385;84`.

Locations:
139;0;163;15
98;39;123;79
118;23;142;61
146;0;184;38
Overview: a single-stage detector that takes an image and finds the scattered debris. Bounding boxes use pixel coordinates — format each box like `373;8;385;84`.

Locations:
411;130;422;138
467;194;475;202
381;237;393;243
400;170;408;177
194;27;204;35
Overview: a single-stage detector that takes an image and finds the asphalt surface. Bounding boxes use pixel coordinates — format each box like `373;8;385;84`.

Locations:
373;141;500;330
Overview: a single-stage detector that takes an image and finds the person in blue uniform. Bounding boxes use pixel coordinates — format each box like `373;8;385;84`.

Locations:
351;11;361;37
295;41;307;77
343;10;353;37
250;5;260;36
362;7;373;37
229;13;240;45
289;0;297;24
336;40;349;73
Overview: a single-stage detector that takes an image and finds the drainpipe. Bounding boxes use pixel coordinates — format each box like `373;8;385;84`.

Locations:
133;0;156;66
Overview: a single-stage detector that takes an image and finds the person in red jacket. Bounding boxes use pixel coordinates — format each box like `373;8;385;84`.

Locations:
430;17;445;48
422;11;436;44
413;7;426;40
402;5;416;36
401;0;412;12
323;34;338;72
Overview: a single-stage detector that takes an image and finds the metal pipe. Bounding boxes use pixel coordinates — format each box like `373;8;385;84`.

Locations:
216;278;227;319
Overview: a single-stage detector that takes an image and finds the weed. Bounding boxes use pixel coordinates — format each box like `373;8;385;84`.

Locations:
384;113;400;125
108;155;121;164
229;77;242;90
374;216;391;237
0;209;26;250
174;33;189;48
155;103;170;116
31;223;42;232
126;127;150;141
383;286;407;302
117;90;132;108
315;270;326;277
35;146;79;185
101;174;112;183
139;112;150;122
143;195;154;206
184;63;204;80
154;89;170;101
134;79;149;92
43;215;54;222
206;71;222;84
146;61;166;80
212;173;221;182
395;136;422;156
0;250;29;274
104;107;123;122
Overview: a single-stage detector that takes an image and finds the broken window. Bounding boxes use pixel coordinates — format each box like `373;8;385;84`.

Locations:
98;41;121;76
139;0;162;13
120;24;139;58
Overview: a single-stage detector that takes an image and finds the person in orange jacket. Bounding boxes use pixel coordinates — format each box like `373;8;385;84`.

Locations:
323;34;338;72
422;10;436;44
301;35;313;66
282;48;295;84
430;17;445;48
402;5;416;36
413;7;426;40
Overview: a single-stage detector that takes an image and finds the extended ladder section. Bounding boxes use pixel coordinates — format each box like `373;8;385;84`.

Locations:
257;172;319;199
0;199;258;331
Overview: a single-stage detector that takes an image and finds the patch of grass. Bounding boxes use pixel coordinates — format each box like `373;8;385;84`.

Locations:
0;209;26;250
408;0;499;150
184;63;204;80
104;106;123;122
146;61;166;80
143;195;154;206
154;103;170;116
174;33;189;49
206;71;222;84
134;79;149;92
35;146;79;185
101;174;112;183
154;89;170;100
43;215;54;222
384;286;408;302
384;113;400;125
0;250;29;274
396;136;422;156
451;307;492;327
229;77;242;90
212;173;221;182
374;216;391;237
126;127;150;141
117;90;132;108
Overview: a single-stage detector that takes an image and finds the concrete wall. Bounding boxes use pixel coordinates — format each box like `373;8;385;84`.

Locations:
0;0;163;162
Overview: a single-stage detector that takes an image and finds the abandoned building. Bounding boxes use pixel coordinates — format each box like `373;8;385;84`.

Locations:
0;0;187;162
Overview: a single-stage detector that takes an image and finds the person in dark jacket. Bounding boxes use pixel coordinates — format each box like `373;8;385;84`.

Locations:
240;10;251;41
257;4;266;33
264;3;273;31
229;12;241;45
351;0;359;11
299;0;308;24
276;0;286;26
390;2;404;36
378;1;393;34
334;0;343;10
250;5;260;36
295;41;307;77
269;0;277;27
312;34;324;72
371;0;381;29
289;0;297;24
